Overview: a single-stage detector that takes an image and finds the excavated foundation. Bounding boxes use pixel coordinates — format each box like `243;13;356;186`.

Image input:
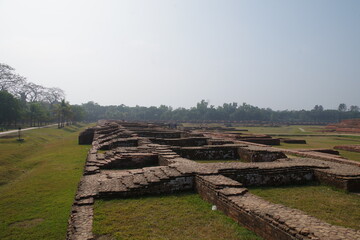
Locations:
67;121;360;240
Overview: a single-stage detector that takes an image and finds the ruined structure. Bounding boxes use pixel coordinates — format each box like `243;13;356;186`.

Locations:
325;119;360;133
334;145;360;153
67;121;360;240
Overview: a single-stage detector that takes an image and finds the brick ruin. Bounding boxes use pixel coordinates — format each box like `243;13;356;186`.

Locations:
68;121;360;240
334;145;360;153
325;119;360;133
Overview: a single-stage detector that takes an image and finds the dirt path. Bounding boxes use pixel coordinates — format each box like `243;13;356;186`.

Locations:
0;124;57;136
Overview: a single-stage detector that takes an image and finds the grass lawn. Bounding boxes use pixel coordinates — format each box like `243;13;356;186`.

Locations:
250;183;360;230
235;125;324;135
93;193;261;240
0;123;92;240
278;136;360;161
235;124;360;162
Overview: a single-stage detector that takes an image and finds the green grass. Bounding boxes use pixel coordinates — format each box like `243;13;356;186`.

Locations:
0;124;92;240
93;193;261;240
181;124;325;135
278;136;360;161
250;183;360;230
233;124;360;162
235;125;320;135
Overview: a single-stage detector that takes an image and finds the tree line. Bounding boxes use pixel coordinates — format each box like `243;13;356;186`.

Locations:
0;63;84;129
81;100;360;124
1;63;359;128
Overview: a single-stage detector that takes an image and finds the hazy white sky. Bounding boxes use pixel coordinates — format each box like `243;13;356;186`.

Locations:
0;0;359;110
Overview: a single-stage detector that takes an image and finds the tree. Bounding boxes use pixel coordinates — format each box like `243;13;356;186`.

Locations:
0;63;26;92
0;90;21;126
312;105;324;112
54;100;71;128
43;87;65;104
82;101;105;122
29;102;47;126
338;103;347;112
349;105;359;112
25;82;45;102
71;105;85;123
61;100;72;127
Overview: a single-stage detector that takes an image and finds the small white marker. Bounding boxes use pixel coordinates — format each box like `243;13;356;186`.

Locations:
212;205;217;211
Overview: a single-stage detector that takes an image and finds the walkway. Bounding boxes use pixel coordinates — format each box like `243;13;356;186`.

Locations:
0;124;57;136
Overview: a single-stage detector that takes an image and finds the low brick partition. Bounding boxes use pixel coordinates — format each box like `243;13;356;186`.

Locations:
78;127;97;145
234;133;280;145
207;139;235;145
312;160;360;192
298;149;340;155
240;138;281;146
334;145;360;153
238;145;287;162
220;165;314;187
281;139;307;144
278;148;354;165
150;137;208;147
195;174;360;240
236;134;271;139
97;138;139;150
100;153;159;170
172;145;243;160
130;129;182;138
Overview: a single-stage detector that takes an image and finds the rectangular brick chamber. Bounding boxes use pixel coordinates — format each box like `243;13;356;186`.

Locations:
133;131;182;138
97;175;195;199
237;146;287;162
314;170;360;192
240;138;281;146
220;167;315;187
281;139;307;144
172;146;241;160
100;154;160;170
149;137;208;147
99;139;139;150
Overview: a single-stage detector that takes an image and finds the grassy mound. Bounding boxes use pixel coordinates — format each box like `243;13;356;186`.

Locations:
0;124;92;240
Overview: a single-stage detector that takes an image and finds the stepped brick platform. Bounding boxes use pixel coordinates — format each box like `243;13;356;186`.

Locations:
67;121;360;240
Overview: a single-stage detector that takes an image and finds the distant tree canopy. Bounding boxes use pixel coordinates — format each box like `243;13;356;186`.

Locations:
1;63;359;127
0;63;83;128
80;101;360;123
